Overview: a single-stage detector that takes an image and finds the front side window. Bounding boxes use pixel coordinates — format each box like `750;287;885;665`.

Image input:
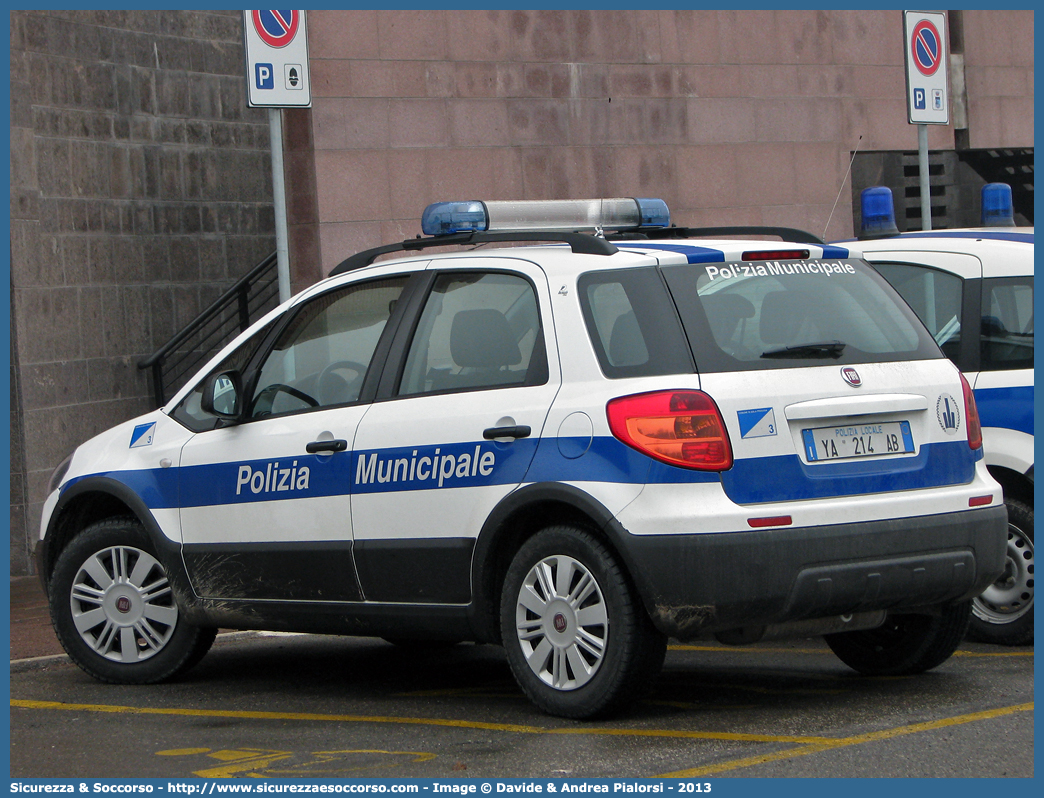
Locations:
981;277;1033;371
172;318;277;432
398;271;546;396
249;276;408;418
872;262;964;361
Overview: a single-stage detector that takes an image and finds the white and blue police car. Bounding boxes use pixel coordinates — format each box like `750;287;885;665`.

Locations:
846;184;1033;646
38;198;1007;718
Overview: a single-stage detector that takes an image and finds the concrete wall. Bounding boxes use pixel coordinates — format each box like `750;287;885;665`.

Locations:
304;9;1033;275
9;11;275;573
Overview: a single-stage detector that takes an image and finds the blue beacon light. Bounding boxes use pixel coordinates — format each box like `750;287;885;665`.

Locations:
420;198;670;237
981;183;1015;227
859;186;900;240
420;201;489;236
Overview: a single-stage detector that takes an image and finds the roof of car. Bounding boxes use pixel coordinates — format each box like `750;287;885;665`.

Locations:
841;228;1034;279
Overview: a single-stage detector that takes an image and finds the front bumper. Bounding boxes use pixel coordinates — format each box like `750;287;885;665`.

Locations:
622;505;1008;640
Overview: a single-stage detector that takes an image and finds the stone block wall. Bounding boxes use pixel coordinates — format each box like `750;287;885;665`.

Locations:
9;11;275;573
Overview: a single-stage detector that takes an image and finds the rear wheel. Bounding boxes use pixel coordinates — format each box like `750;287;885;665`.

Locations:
968;498;1034;645
49;517;215;684
825;600;971;676
500;526;666;719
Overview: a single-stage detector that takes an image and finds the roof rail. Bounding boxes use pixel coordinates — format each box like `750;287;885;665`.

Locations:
610;225;826;246
329;230;619;276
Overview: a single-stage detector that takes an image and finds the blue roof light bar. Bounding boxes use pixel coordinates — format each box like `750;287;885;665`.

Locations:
420;198;670;237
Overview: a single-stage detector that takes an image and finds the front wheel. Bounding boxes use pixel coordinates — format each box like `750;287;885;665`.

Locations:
500;526;666;719
825;600;971;676
967;498;1034;646
49;517;216;684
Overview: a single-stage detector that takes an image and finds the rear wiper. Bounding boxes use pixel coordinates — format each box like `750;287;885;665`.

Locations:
761;340;847;359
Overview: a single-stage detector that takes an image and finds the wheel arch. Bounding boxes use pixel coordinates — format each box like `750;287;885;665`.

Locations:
468;482;647;643
39;478;198;613
988;464;1034;508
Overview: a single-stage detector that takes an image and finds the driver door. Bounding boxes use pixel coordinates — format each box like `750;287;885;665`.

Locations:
178;273;413;602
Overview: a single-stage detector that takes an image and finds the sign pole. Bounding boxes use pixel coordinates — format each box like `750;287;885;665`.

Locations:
903;10;948;233
243;10;311;301
269;108;291;303
918;124;931;231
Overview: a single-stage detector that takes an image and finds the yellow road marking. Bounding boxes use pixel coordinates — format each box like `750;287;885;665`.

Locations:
153;747;435;779
12;697;1034;772
657;702;1034;777
11;698;841;745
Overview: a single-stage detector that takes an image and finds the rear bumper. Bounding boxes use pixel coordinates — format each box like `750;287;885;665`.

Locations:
622;505;1008;640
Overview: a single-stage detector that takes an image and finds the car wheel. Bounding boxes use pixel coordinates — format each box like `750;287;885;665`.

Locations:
825;600;971;676
500;526;666;719
967;498;1034;646
49;517;216;684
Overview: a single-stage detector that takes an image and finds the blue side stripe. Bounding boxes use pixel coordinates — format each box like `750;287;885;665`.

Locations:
894;231;1034;245
721;440;978;504
62;436;980;512
621;243;726;263
974;385;1034;436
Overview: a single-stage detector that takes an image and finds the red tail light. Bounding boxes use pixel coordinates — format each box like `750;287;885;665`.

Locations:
607;390;733;471
960;373;982;450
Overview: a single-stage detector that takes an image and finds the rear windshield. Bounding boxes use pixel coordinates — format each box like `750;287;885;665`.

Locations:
660;258;942;373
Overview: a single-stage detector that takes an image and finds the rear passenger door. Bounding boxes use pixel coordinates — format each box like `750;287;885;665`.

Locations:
349;259;560;603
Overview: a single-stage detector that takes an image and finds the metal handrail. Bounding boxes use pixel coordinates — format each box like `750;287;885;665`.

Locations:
138;251;279;407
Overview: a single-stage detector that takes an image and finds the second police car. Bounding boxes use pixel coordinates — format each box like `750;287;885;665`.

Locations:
38;198;1007;718
847;184;1033;646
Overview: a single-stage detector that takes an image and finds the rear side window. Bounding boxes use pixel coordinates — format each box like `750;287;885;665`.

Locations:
662;258;941;373
981;277;1033;371
872;262;964;361
578;267;694;379
398;271;548;396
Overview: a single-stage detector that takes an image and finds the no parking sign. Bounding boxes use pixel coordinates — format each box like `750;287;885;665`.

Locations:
903;10;948;124
243;10;311;107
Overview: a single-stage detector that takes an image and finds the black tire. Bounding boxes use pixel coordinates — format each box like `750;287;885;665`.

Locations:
825;600;971;676
499;526;667;719
967;498;1034;646
49;517;216;684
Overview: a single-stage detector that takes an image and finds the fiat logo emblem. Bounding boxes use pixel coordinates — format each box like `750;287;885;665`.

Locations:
553;613;567;633
841;367;862;387
115;596;132;614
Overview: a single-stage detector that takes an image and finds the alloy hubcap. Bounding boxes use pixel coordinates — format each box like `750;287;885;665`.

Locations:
514;554;608;691
69;545;178;663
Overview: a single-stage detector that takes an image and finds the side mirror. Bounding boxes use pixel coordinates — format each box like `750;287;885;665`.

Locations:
200;370;243;420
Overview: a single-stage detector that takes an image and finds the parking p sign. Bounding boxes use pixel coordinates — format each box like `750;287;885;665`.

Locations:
903;10;948;124
243;10;311;108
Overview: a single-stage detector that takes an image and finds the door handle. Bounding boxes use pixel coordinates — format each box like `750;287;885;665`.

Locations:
306;439;348;454
483;425;531;440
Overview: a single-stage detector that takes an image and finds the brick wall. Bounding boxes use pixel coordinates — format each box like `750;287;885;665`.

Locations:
9;11;275;573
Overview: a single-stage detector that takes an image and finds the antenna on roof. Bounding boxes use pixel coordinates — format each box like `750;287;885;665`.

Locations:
823;135;862;241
